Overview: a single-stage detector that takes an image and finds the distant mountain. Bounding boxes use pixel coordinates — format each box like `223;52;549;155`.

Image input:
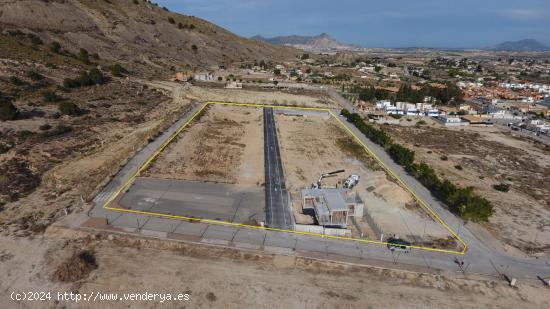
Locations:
488;39;550;52
252;33;360;53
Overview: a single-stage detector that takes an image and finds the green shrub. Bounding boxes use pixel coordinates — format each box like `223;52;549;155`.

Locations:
42;90;63;103
109;64;128;77
63;69;106;88
454;165;463;170
77;48;90;64
168;17;175;24
18;130;35;140
27;70;45;81
0;93;17;121
39;124;52;131
88;68;106;84
50;42;61;54
9;76;25;86
440;155;448;161
27;33;43;45
58;101;80;116
493;183;510;192
0;142;13;154
41;125;72;138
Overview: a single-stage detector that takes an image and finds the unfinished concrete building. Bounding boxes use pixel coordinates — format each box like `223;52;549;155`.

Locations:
301;188;364;228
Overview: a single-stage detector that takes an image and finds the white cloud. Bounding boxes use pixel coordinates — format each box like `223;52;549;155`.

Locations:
497;8;548;20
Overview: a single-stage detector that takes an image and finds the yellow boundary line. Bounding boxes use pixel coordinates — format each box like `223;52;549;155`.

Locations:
102;101;467;255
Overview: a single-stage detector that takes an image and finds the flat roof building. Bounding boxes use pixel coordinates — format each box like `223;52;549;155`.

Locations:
301;188;363;228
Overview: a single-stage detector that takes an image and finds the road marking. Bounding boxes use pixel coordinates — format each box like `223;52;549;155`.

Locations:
100;101;468;255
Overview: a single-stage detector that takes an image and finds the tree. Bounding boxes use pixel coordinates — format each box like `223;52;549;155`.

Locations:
191;44;198;53
168;17;175;24
301;53;310;60
274;68;281;75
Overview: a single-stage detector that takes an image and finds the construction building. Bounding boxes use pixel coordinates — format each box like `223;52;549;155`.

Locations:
301;188;364;228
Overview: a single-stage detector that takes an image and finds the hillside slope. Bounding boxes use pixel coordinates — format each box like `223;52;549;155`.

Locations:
252;33;359;53
0;0;299;74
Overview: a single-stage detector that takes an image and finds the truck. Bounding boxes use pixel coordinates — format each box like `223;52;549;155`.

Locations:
343;175;360;189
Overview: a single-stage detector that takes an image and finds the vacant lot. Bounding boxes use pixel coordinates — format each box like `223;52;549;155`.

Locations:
2;234;548;309
385;123;550;255
144;104;264;186
186;85;338;109
275;112;452;244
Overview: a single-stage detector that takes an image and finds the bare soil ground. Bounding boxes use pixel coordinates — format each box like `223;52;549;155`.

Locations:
275;113;452;243
186;85;338;108
1;232;548;309
385;121;550;255
143;104;264;186
0;56;193;236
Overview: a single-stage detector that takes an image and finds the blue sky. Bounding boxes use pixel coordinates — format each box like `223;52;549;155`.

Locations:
155;0;550;48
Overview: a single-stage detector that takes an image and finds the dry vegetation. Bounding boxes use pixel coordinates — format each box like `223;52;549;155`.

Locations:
0;0;298;76
144;104;264;185
0;34;197;236
385;123;550;254
186;86;338;108
1;232;549;308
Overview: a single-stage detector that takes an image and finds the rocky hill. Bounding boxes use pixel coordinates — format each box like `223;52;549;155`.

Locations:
0;0;299;75
488;39;550;52
252;33;359;53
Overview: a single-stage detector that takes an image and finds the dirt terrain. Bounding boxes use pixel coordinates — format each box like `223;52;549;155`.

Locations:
1;231;548;309
385;121;550;255
0;40;195;236
275;112;452;244
186;85;337;108
144;104;264;186
0;0;298;75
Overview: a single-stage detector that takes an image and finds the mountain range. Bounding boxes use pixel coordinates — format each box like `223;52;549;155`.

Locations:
252;33;360;53
488;39;550;52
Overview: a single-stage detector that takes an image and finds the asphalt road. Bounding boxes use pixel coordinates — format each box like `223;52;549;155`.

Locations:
263;107;293;230
119;178;265;224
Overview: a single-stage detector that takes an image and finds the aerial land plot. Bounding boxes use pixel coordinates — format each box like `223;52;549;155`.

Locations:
275;111;456;248
143;104;264;186
385;122;550;255
116;104;266;225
